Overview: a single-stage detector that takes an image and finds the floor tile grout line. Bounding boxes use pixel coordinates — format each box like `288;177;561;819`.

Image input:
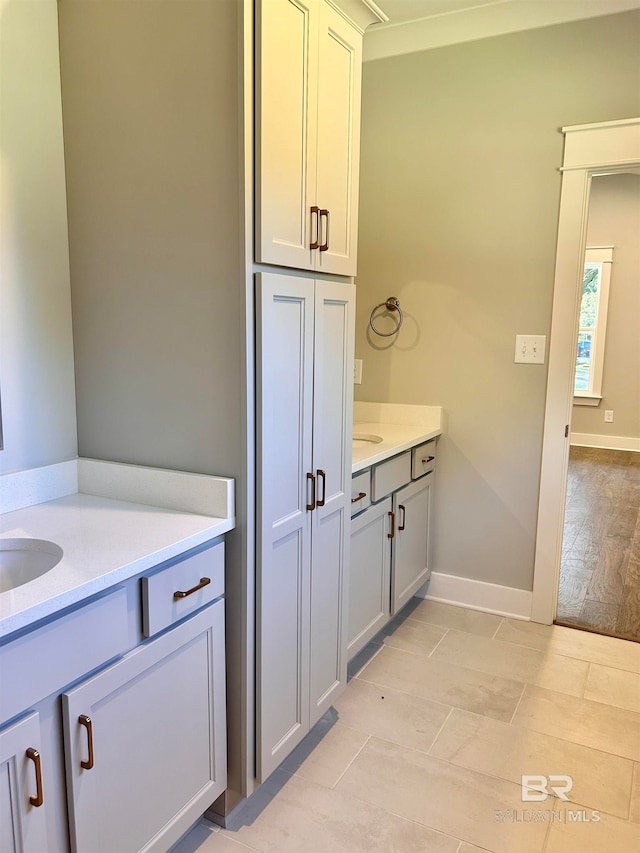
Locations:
330;734;370;790
352;642;384;679
426;705;455;755
427;626;450;658
581;662;591;699
484;633;640;676
508;682;528;725
490;616;504;640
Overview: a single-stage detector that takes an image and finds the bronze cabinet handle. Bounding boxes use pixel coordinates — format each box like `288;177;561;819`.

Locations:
388;510;395;539
310;206;320;250
173;577;211;600
316;469;326;507
306;472;316;512
26;747;44;807
351;491;367;504
421;456;435;464
79;715;94;770
319;209;329;252
398;504;406;531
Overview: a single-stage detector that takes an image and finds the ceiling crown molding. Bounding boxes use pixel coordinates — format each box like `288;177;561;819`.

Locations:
364;0;640;61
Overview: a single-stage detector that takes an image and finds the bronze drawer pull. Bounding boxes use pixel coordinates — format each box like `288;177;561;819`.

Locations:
319;209;329;252
421;456;435;464
173;577;211;600
79;715;94;770
306;472;316;512
398;504;406;531
310;205;320;250
351;491;367;504
317;469;326;507
388;510;395;539
26;747;44;806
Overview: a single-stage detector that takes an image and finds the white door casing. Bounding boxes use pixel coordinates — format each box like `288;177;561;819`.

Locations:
531;118;640;624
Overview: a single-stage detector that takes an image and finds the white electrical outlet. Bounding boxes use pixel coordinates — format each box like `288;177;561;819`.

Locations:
514;334;546;364
354;359;363;385
604;410;614;423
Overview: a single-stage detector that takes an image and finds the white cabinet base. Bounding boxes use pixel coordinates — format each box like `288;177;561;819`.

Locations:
63;603;226;853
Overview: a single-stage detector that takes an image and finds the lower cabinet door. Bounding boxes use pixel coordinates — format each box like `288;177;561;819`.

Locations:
348;498;392;660
392;474;433;615
62;602;226;853
0;713;48;853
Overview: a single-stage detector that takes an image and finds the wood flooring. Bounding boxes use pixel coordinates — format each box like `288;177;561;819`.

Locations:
557;445;640;642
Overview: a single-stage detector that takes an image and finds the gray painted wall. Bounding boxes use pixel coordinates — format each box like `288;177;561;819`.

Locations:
59;0;243;479
572;173;640;441
356;11;640;591
58;0;248;803
0;0;77;474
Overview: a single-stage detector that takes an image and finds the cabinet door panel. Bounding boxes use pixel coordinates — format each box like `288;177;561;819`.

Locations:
348;498;392;660
392;475;433;614
315;1;362;275
309;282;354;722
256;0;318;269
256;273;314;780
63;603;226;853
0;713;47;853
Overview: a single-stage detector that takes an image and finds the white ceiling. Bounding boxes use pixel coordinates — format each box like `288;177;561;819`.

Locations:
367;0;640;60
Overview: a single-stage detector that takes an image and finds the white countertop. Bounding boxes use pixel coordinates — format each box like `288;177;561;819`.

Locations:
0;461;235;640
352;421;441;473
352;402;444;473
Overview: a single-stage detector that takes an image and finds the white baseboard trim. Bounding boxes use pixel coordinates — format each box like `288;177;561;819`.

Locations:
570;432;640;452
417;571;532;620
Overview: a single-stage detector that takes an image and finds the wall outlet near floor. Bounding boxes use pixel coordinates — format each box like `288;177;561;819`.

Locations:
354;358;363;385
514;334;546;364
604;410;614;422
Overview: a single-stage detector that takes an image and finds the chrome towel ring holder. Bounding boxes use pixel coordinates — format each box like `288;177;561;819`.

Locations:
369;297;404;337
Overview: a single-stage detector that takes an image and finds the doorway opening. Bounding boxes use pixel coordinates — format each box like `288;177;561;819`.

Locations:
531;118;640;632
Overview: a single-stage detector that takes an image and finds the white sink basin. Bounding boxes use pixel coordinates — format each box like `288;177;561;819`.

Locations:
0;539;63;593
352;432;383;449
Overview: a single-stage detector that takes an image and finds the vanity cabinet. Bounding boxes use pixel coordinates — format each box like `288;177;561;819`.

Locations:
0;539;227;853
0;712;48;853
256;0;367;275
63;602;226;853
348;497;392;658
348;442;436;659
392;475;433;613
256;271;354;780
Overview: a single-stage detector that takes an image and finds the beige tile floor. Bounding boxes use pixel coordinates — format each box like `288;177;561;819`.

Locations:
172;600;640;853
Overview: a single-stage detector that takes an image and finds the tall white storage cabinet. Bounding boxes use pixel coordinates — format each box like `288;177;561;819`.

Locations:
256;272;354;780
256;0;364;276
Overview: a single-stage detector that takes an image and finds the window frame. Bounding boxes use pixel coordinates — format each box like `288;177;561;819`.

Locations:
573;245;613;406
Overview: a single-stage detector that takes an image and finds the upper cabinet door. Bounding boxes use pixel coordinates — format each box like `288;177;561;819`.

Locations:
256;0;364;276
256;0;319;271
314;2;362;277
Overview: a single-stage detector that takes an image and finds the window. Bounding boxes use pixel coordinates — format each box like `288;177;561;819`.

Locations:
573;246;613;404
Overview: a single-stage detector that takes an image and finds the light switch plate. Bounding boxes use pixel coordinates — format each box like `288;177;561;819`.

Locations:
515;334;546;364
354;359;363;385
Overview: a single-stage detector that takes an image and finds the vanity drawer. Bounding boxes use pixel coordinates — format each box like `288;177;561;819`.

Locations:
371;451;411;501
351;470;371;517
142;541;224;637
412;439;437;479
0;587;129;724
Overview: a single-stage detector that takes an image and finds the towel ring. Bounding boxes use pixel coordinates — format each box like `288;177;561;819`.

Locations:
369;297;404;337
